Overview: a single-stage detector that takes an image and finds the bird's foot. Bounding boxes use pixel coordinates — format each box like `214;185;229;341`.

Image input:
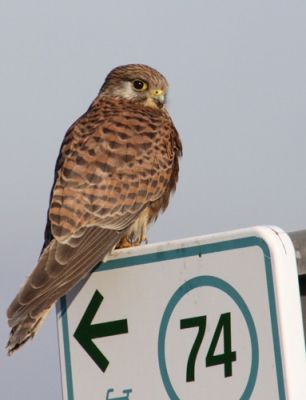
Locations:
116;234;148;249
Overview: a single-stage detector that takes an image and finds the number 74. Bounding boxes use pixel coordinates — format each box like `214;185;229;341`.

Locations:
180;313;237;382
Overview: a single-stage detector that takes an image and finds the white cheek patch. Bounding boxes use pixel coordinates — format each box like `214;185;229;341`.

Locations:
118;81;135;100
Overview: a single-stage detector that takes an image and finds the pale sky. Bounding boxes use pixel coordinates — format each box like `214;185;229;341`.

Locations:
1;2;306;399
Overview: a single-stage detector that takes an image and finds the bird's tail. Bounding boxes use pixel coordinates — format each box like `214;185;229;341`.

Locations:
6;305;52;356
6;226;129;355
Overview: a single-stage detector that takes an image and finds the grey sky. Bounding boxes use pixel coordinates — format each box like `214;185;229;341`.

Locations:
1;2;306;399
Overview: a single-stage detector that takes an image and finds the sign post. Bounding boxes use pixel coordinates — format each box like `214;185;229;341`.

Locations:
56;226;306;399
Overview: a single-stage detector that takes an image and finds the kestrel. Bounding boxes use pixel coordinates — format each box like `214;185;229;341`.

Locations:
6;64;182;355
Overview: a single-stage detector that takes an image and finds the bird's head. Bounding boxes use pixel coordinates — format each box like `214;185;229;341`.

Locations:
99;64;168;109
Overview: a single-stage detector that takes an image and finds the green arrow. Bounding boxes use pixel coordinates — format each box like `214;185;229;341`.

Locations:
73;290;128;372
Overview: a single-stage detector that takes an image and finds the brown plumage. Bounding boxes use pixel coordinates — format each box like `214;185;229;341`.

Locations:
6;64;182;355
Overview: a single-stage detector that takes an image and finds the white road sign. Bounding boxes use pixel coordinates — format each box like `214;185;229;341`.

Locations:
56;226;306;399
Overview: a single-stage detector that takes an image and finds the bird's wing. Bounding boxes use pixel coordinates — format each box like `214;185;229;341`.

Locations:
7;98;178;327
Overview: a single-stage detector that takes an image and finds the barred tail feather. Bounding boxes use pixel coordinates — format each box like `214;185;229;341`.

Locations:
6;306;52;355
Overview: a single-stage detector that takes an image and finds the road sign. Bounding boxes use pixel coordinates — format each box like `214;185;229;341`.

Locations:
56;226;306;399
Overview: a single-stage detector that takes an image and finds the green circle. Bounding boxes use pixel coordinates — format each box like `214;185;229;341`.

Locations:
158;275;259;400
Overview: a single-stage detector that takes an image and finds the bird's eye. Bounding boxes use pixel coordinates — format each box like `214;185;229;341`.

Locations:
132;80;148;91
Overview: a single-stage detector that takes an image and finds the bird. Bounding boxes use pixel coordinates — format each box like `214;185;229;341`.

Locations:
6;64;182;355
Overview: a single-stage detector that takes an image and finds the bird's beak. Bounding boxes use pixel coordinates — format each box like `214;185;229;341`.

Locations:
150;89;165;105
